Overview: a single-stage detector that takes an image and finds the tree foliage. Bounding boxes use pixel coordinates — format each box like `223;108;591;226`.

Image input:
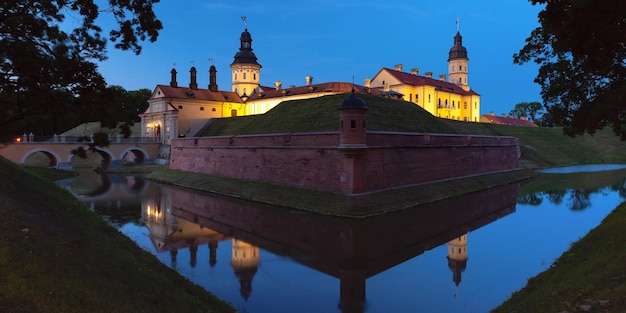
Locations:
509;101;544;121
514;0;626;138
0;0;162;137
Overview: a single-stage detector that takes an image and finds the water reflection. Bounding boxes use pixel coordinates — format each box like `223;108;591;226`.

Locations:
518;167;626;211
60;168;626;313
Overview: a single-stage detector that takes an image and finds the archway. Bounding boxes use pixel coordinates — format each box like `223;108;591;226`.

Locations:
119;147;149;164
69;146;115;170
20;148;61;168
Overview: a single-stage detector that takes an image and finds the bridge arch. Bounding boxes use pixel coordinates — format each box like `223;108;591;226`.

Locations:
67;146;116;169
119;147;150;164
20;148;62;168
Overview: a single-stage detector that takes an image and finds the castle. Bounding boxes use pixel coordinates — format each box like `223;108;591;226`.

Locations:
140;25;481;145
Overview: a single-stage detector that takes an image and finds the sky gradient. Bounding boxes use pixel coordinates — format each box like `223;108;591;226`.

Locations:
96;0;545;117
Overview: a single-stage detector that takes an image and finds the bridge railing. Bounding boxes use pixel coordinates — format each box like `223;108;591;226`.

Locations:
10;133;159;144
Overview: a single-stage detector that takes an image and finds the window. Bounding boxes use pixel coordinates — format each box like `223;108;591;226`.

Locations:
459;65;462;71
243;73;247;79
212;108;216;112
235;74;237;80
409;94;412;102
428;94;431;102
350;120;356;128
253;73;256;80
200;107;204;111
178;105;183;109
459;78;462;84
416;94;419;102
464;102;467;109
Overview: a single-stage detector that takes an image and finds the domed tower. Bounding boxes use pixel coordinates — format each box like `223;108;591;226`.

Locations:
448;29;470;91
231;24;261;98
447;233;468;297
339;90;368;148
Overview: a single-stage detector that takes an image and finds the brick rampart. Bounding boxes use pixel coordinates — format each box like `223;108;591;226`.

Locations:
169;131;520;194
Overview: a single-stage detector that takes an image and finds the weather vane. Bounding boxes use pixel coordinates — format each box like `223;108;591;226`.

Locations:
241;16;248;28
208;58;214;65
173;62;176;69
456;18;460;32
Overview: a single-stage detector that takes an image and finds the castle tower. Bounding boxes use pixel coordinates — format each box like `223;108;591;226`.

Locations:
447;233;468;297
231;239;260;301
231;25;261;98
448;29;470;91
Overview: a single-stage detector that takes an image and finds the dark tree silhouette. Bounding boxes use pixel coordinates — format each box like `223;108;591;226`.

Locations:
515;0;626;138
0;0;162;137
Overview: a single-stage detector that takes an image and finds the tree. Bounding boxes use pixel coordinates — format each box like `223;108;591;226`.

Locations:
0;0;162;138
514;0;626;138
509;101;543;121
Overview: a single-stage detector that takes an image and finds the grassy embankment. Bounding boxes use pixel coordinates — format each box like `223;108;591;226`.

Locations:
0;159;235;313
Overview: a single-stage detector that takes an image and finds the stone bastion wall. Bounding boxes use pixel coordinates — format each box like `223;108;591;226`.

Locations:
169;131;520;194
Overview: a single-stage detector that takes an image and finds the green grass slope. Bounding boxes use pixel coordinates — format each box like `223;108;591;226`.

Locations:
0;157;235;313
200;93;626;168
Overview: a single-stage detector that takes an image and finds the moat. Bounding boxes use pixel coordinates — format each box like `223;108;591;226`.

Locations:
58;165;626;313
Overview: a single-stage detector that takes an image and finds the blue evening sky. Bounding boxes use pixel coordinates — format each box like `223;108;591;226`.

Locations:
96;0;544;116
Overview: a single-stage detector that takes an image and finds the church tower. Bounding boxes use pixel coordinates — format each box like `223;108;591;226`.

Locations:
448;26;470;92
231;19;261;99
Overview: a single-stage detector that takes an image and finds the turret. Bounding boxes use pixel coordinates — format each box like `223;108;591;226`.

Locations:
339;90;368;148
170;67;178;87
189;66;198;90
209;65;218;92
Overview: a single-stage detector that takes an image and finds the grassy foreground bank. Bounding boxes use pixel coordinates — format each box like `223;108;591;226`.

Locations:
0;158;235;313
492;202;626;312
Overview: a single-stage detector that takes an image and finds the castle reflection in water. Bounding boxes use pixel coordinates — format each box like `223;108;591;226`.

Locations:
139;181;517;313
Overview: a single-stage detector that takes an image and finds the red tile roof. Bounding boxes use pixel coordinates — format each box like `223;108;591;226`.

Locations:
481;114;539;127
246;82;382;101
378;68;480;96
153;85;244;103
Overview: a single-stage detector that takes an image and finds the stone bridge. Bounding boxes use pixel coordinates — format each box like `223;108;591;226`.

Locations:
0;135;162;170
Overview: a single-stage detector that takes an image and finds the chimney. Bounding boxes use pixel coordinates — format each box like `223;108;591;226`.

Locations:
363;78;371;88
189;66;198;90
170;68;178;87
274;81;282;90
305;75;313;86
490;112;494;116
208;65;218;92
394;64;404;72
383;83;391;92
425;71;433;78
410;68;420;75
439;74;447;81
